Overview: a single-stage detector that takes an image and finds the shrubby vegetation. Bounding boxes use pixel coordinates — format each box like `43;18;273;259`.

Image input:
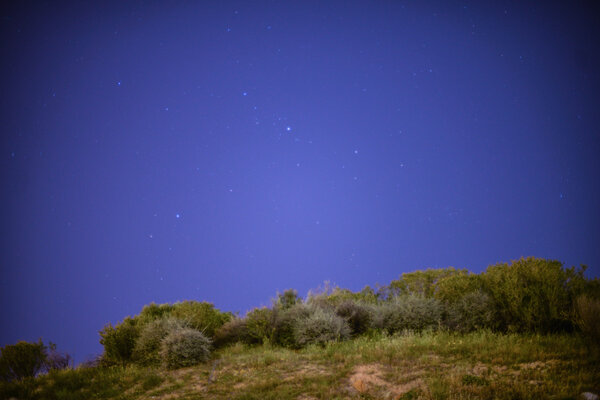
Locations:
132;317;187;366
160;327;211;369
0;340;47;381
1;256;598;387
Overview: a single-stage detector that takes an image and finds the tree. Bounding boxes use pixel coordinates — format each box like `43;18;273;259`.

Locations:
0;339;47;381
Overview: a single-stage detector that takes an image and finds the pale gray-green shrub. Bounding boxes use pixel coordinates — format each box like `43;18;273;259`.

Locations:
293;306;350;347
132;317;186;365
374;295;443;334
160;328;211;369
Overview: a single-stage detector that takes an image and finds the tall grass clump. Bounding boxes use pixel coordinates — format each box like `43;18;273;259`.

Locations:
160;327;212;369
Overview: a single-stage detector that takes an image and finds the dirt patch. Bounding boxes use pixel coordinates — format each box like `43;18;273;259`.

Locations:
348;364;425;399
518;361;546;370
282;363;331;382
472;362;489;376
349;364;388;392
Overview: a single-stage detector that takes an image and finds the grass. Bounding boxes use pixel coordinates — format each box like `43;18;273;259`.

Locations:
1;331;598;399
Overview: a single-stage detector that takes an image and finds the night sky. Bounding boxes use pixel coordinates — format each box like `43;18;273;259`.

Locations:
1;1;599;363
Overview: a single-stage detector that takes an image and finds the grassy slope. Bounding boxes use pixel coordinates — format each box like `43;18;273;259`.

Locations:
3;331;599;400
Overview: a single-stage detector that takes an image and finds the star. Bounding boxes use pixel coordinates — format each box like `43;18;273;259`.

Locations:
286;126;292;132
175;213;181;218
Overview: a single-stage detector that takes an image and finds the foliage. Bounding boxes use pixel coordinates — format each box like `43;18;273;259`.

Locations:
213;318;249;348
169;301;233;339
99;317;140;366
271;303;312;348
434;272;484;303
274;289;302;310
0;339;47;381
482;257;587;332
132;317;187;365
293;306;350;347
385;267;465;299
245;307;275;344
160;327;212;369
574;294;600;342
374;295;444;333
335;301;373;336
2;331;598;400
444;291;496;333
308;283;380;310
137;302;175;324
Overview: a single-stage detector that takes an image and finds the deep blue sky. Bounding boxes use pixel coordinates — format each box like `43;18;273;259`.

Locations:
1;1;599;363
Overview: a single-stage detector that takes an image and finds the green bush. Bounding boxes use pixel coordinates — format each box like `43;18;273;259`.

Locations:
434;273;484;303
169;301;232;339
574;295;600;342
160;327;211;369
213;318;249;348
275;289;302;310
137;302;175;324
272;303;312;348
482;257;586;332
386;268;465;298
0;339;47;381
335;301;373;336
245;307;274;344
374;295;444;334
445;291;496;333
308;283;380;309
293;306;350;347
132;317;187;365
99;317;139;366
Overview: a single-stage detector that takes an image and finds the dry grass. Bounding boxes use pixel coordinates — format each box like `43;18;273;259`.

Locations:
1;331;598;399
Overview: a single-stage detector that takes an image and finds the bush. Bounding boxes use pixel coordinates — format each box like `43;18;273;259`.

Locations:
160;327;211;369
245;307;274;344
272;303;312;348
213;318;249;348
482;257;587;332
132;317;186;365
0;339;47;381
99;317;139;366
137;302;175;324
293;306;350;347
574;295;600;342
434;273;484;303
275;289;302;310
335;301;373;336
385;268;465;299
374;295;444;334
308;283;380;309
169;301;232;339
444;291;496;333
